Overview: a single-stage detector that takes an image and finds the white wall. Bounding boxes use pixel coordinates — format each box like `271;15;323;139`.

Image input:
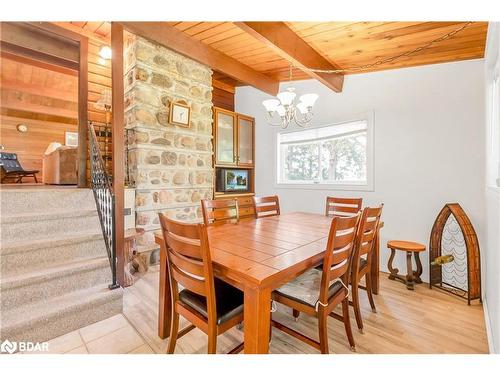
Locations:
484;22;500;354
236;59;485;286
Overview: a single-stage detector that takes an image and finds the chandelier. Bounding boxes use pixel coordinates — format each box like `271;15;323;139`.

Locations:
262;66;318;129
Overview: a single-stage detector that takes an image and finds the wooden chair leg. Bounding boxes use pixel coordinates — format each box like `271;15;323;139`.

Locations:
167;312;180;354
365;272;377;312
292;308;300;321
341;298;356;351
318;311;329;354
207;325;217;354
351;284;364;333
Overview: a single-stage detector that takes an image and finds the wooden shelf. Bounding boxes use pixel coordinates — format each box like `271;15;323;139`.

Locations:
214;192;255;198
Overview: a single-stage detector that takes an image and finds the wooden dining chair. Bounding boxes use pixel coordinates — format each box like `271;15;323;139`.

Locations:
201;198;239;225
350;205;383;333
271;214;361;353
253;195;280;218
325;196;362;217
158;213;244;354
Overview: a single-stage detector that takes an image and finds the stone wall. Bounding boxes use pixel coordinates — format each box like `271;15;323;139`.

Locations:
124;35;213;246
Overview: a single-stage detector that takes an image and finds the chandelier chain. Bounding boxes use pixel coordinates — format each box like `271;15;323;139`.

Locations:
300;22;473;74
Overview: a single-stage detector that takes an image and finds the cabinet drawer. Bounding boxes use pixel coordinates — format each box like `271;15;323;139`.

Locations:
239;206;255;218
237;197;254;206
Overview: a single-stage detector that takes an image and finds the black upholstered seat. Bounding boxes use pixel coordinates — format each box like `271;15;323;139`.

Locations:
359;257;368;270
274;268;344;308
179;278;244;324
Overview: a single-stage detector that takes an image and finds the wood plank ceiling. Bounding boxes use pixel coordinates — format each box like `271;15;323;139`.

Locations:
59;21;488;89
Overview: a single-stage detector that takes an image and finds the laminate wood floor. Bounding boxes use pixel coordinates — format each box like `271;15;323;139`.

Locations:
123;266;489;354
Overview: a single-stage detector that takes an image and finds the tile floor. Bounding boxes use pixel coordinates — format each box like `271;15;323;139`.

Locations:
29;314;154;354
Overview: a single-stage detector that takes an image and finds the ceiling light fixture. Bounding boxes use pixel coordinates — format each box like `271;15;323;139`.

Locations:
99;45;112;60
262;65;318;129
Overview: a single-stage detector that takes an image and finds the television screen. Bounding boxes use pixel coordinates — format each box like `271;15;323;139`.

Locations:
224;169;249;191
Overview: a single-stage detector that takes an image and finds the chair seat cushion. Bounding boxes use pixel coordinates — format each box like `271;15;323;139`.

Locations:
274;268;344;308
179;278;243;325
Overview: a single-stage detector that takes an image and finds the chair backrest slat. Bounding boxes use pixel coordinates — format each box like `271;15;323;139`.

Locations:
325;197;362;217
319;214;360;304
170;264;207;296
352;205;384;274
253;195;280;218
159;213;217;319
201;199;239;225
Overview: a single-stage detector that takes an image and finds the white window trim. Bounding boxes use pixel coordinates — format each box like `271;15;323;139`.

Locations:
274;110;375;192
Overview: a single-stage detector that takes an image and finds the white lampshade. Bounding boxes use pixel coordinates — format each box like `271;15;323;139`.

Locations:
299;93;319;107
277;91;296;106
296;102;309;114
262;99;280;112
276;105;286;117
99;46;112;60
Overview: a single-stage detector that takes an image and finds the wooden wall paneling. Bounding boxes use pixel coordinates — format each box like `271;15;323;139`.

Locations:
111;22;125;287
0;115;78;180
212;79;235;111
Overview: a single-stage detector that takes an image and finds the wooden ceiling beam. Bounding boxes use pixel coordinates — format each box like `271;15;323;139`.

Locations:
212;79;235;94
119;22;279;96
234;22;344;92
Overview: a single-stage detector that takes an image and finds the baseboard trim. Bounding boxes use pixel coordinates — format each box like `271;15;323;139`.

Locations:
483;297;496;354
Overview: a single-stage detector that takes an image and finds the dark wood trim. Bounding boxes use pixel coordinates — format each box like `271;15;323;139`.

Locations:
1;51;79;77
28;22;87;43
77;38;89;188
111;22;125;287
119;22;279;96
0;41;79;71
234;22;344;93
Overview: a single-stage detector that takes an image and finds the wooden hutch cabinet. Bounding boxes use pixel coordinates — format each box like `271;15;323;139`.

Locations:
214;107;255;167
213;107;256;218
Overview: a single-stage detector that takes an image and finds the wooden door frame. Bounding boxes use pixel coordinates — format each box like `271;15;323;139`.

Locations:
111;22;125;286
22;22;89;187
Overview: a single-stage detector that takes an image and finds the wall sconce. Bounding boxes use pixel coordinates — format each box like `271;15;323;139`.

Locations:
98;45;112;65
16;124;28;133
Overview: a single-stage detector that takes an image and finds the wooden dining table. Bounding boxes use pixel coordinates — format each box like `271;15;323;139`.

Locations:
155;211;383;354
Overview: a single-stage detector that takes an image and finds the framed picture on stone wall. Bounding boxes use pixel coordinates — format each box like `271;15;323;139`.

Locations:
169;102;191;127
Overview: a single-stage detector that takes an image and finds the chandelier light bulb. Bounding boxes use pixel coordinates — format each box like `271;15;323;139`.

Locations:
296;102;309;114
277;90;296;106
299;93;318;107
262;99;280;112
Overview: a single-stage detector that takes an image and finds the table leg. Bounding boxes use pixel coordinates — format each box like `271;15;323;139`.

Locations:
414;252;423;284
243;286;271;354
157;239;171;339
371;225;381;295
405;251;415;290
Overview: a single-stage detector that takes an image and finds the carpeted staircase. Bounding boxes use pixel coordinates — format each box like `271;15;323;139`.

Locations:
0;187;123;343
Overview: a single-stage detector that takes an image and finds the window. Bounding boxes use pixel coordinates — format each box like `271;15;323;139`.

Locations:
277;116;373;190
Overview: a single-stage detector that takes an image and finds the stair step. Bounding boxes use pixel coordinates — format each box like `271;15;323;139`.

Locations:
0;188;96;214
0;231;107;276
1;209;101;242
0;284;123;344
1;257;111;310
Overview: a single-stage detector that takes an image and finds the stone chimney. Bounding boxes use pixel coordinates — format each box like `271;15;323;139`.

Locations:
124;34;214;247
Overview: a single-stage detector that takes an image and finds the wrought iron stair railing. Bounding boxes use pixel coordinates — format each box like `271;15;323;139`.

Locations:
88;121;119;289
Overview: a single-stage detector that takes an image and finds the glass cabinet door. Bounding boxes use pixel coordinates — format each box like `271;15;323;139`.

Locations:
237;116;254;166
216;110;236;165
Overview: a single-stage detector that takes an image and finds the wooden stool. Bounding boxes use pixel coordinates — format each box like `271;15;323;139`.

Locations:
387;240;426;290
123;228;145;287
